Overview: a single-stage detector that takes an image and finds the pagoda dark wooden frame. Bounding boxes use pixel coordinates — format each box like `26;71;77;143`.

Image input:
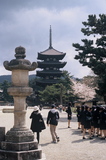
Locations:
36;26;67;87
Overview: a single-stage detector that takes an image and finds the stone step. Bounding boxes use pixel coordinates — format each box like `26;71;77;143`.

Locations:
0;148;42;160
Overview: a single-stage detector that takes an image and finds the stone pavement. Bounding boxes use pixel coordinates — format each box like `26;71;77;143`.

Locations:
0;108;106;160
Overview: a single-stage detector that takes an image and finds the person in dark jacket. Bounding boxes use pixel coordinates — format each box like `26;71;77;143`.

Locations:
99;107;106;139
82;106;93;139
76;106;82;129
30;106;46;143
47;104;60;143
91;106;100;137
66;102;72;128
80;105;85;132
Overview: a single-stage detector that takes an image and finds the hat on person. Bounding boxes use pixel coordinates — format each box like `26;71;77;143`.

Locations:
51;104;56;108
34;106;39;111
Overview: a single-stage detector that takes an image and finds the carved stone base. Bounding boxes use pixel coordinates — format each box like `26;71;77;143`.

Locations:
5;129;34;143
0;141;38;151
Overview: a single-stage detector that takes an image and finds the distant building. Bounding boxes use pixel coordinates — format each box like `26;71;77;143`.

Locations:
36;26;67;87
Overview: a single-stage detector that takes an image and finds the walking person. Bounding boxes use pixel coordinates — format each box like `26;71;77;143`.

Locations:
47;104;60;143
30;106;46;143
66;102;72;128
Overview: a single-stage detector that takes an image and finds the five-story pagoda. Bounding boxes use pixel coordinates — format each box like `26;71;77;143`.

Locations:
36;26;67;87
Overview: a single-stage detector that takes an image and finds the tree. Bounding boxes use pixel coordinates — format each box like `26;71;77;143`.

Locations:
39;83;65;105
0;80;13;102
59;70;73;89
38;70;76;105
39;83;75;105
72;14;106;103
95;76;106;102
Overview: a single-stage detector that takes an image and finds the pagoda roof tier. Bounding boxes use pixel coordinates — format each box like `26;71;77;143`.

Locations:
37;61;67;68
37;48;66;60
36;70;63;77
36;79;60;86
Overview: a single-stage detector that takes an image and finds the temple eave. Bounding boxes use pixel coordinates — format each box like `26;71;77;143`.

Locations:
37;71;63;75
37;52;66;59
38;63;67;68
36;79;60;85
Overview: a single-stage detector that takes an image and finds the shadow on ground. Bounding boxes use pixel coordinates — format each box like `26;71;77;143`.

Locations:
71;128;106;144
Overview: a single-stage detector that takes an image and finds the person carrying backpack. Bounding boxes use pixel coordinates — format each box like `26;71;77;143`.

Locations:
47;104;60;143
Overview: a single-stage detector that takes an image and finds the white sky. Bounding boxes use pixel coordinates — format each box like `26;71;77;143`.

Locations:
0;0;106;78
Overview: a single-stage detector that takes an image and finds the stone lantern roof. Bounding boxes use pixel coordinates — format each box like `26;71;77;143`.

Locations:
3;46;37;71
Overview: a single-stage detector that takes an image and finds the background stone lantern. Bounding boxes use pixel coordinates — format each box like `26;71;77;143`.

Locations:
0;46;44;160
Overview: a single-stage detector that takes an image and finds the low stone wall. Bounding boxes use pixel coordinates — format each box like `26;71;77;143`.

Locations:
0;106;14;113
2;108;14;113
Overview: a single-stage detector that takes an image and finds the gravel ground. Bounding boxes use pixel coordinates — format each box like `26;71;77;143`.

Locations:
0;108;106;160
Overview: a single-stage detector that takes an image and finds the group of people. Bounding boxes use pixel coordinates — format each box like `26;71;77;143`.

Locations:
76;105;106;140
30;104;60;144
30;102;106;144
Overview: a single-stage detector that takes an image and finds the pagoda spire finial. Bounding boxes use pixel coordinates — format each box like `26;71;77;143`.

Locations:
49;25;53;49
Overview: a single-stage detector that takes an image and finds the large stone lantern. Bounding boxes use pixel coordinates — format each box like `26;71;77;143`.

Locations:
0;46;45;160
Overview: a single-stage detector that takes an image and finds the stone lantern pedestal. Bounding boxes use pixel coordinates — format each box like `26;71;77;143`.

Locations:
0;46;45;160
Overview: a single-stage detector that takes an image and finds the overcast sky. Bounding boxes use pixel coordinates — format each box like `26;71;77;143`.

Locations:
0;0;106;78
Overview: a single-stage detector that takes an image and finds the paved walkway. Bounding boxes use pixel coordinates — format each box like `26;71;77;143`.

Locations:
0;108;106;160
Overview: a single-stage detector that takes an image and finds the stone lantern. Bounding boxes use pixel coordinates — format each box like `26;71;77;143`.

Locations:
0;46;45;160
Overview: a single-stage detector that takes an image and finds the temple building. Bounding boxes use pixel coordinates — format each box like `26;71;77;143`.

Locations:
36;26;67;87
